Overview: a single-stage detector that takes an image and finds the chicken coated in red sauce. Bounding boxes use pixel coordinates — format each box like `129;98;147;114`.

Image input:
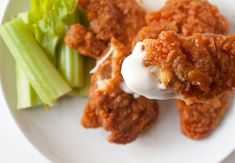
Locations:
147;0;228;36
176;92;230;140
65;0;146;58
133;0;228;46
143;31;235;103
81;39;159;144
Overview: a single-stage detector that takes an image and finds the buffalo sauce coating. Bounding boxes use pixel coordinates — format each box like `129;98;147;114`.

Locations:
133;0;228;46
176;91;230;140
143;31;235;103
65;0;146;58
81;39;159;144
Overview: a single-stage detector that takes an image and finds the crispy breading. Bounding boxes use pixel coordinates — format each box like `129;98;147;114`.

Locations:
133;0;228;46
81;39;159;144
65;24;107;57
146;0;228;35
79;0;231;143
143;31;235;103
132;22;178;48
132;0;230;140
176;92;230;140
65;0;145;58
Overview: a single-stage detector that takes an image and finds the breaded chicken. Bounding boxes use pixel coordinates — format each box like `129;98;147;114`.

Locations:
81;39;159;144
131;0;231;140
143;31;235;103
147;0;228;36
132;22;178;48
65;24;107;57
65;0;146;58
176;92;230;140
133;0;228;46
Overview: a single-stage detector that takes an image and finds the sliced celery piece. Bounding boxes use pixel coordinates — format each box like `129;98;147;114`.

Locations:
16;65;41;109
77;58;95;97
57;43;85;88
0;19;72;105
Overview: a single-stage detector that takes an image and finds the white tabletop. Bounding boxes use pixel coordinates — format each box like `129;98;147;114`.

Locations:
0;1;234;163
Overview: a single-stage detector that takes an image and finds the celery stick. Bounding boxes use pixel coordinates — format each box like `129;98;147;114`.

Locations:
16;13;41;109
16;65;41;109
77;58;95;97
57;43;85;88
0;19;72;105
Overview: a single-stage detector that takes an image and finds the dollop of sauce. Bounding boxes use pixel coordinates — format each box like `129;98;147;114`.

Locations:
121;82;140;99
121;42;182;100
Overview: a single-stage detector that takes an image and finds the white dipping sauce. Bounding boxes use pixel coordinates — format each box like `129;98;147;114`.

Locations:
121;42;182;100
121;82;140;99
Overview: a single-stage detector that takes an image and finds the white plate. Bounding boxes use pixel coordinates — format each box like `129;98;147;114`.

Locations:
1;0;235;163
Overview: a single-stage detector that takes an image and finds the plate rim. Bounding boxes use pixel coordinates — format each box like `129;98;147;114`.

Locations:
0;0;234;163
0;1;51;162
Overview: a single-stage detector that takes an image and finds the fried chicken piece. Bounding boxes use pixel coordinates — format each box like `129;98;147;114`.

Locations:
130;0;230;140
133;0;228;46
65;24;107;57
131;0;230;140
132;22;178;48
143;31;235;103
147;0;228;36
81;39;159;144
65;0;146;58
176;92;230;139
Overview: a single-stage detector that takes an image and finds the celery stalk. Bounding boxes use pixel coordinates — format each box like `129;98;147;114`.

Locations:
57;43;85;88
16;13;41;109
16;65;41;109
77;58;95;97
0;19;72;105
